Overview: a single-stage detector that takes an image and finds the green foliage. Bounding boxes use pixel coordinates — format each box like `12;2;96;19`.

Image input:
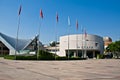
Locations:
16;55;37;60
0;55;4;57
38;50;55;60
4;50;55;60
4;50;87;60
107;40;120;58
107;40;120;52
56;56;68;60
97;54;105;59
56;56;86;60
49;41;56;47
115;41;120;52
69;57;86;60
4;55;15;60
4;55;37;60
49;41;59;47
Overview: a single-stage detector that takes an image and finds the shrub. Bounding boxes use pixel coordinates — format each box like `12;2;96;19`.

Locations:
4;55;15;60
38;50;55;60
97;54;105;59
56;56;68;60
16;55;37;60
0;55;4;57
70;57;86;60
55;56;86;60
4;50;55;60
4;50;87;60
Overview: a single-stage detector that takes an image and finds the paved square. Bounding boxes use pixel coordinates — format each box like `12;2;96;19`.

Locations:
0;58;120;80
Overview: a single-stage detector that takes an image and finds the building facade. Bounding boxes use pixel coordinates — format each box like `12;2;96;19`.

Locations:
60;34;104;58
0;32;42;55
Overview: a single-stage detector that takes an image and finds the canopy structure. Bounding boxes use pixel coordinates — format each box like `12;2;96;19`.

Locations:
0;32;42;55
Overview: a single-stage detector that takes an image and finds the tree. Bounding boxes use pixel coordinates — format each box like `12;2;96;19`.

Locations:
107;40;120;58
49;41;59;47
49;41;56;47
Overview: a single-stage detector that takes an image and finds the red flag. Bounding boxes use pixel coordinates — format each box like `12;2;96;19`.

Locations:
56;12;58;23
18;5;22;15
76;20;78;30
40;9;43;18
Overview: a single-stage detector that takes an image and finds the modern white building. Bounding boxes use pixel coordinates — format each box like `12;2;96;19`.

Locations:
0;32;43;55
1;32;104;59
59;34;104;58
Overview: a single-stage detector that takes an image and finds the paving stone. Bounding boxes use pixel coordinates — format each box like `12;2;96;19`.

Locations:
0;58;120;80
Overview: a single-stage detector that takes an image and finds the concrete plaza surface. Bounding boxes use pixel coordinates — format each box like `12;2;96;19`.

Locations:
0;58;120;80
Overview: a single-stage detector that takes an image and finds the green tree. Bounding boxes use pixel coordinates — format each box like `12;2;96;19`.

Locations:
50;41;56;47
49;41;59;47
107;40;120;58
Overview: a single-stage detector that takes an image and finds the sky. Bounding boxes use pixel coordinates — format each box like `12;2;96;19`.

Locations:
0;0;120;44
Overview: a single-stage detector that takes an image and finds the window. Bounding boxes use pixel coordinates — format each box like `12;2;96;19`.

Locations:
95;43;98;47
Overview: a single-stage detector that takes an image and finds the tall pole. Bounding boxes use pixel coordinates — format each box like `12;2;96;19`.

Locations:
15;5;22;60
55;12;58;60
68;16;70;59
55;26;57;60
76;32;78;57
76;19;78;57
68;29;70;59
81;26;84;58
84;28;87;58
15;15;20;59
37;21;40;60
37;9;43;60
84;36;86;58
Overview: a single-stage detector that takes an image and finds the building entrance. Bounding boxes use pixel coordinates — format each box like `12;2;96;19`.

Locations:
66;50;100;58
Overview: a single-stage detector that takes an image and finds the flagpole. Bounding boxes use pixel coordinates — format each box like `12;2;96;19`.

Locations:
55;12;58;60
85;34;86;58
67;16;70;59
76;20;78;57
84;28;87;58
68;29;70;59
76;32;78;57
81;26;84;58
37;21;40;60
68;28;70;59
37;9;43;60
15;5;22;60
15;15;20;60
55;25;57;60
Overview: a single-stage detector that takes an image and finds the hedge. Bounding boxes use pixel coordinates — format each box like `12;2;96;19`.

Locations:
4;50;87;60
38;50;55;60
4;55;15;60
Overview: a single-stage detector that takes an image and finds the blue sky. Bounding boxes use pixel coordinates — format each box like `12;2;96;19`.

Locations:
0;0;120;44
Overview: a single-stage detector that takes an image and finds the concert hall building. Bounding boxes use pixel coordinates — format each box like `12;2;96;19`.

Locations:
59;34;104;58
1;32;105;58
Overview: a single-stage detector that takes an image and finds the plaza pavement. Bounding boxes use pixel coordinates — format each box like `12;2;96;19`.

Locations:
0;58;120;80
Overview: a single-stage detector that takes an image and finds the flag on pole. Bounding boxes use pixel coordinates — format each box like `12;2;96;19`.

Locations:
40;9;43;19
68;16;70;26
56;12;58;23
18;5;22;15
76;19;78;30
